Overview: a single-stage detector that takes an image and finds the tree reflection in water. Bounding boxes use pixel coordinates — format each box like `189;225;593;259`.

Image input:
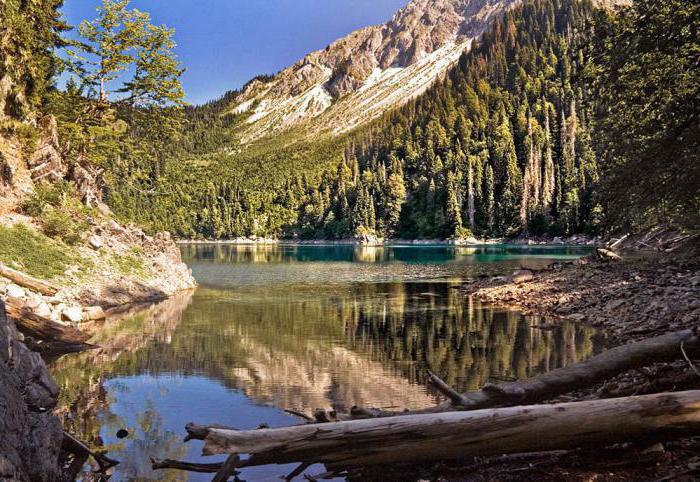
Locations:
49;244;601;480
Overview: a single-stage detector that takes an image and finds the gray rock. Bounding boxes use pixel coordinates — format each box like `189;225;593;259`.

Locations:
89;234;103;250
512;269;534;284
0;299;63;481
84;305;106;321
6;283;26;299
605;299;626;311
34;303;52;319
61;306;83;323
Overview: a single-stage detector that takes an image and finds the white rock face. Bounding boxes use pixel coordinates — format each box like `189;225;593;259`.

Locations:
229;0;520;144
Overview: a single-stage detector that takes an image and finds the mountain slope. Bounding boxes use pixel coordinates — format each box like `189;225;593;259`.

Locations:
229;0;520;144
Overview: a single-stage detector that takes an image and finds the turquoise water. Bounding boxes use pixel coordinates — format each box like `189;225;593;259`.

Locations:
51;244;599;481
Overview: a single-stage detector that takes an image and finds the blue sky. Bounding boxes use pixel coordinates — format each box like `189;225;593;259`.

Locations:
60;0;408;105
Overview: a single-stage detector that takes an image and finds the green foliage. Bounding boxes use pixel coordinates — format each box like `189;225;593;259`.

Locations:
110;0;606;241
22;181;72;216
111;249;147;277
0;0;67;120
55;0;695;242
66;0;184;107
0;224;79;280
23;182;92;245
39;208;89;245
594;0;700;231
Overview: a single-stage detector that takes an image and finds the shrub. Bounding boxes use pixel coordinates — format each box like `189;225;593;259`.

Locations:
40;208;88;245
0;224;76;280
22;181;71;216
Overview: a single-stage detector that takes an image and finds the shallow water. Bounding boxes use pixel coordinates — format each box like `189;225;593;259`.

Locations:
50;244;602;481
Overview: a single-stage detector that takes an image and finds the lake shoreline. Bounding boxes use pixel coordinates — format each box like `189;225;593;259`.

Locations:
461;251;700;345
175;234;602;247
371;250;700;481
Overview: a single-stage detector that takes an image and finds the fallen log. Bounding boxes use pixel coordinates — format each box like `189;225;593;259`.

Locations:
62;431;119;472
0;263;59;296
349;327;700;417
4;299;90;344
596;248;622;261
200;391;700;470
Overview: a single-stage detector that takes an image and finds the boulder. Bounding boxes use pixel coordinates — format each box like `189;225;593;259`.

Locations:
83;305;106;321
34;303;52;319
88;235;103;250
61;306;83;323
0;299;63;481
6;283;26;299
512;269;534;284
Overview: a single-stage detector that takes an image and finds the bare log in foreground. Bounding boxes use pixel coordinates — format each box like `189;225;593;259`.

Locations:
200;391;700;471
0;263;59;296
352;327;700;418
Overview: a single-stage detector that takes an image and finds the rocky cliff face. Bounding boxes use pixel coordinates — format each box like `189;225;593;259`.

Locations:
230;0;519;143
0;116;196;316
0;299;63;481
227;0;630;145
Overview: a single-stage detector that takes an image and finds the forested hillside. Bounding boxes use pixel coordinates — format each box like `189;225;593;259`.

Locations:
313;0;602;239
110;0;600;239
105;0;698;241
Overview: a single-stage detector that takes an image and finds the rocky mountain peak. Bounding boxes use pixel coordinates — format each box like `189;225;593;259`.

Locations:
229;0;625;144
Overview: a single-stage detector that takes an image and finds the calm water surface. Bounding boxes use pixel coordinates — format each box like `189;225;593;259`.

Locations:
50;244;602;481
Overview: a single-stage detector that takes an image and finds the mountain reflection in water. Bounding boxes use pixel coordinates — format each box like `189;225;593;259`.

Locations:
49;244;600;481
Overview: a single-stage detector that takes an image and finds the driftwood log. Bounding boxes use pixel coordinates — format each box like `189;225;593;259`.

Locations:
155;328;700;478
347;327;700;418
596;248;622;261
4;298;90;344
0;263;59;296
200;391;700;470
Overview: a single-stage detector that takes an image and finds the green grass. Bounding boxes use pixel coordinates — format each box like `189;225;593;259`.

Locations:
0;223;80;280
111;248;148;278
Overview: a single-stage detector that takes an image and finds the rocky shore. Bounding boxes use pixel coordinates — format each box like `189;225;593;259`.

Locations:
461;251;700;345
422;248;700;481
0;220;196;336
0;299;62;480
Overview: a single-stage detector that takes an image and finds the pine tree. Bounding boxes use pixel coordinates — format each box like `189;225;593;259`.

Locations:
446;172;463;236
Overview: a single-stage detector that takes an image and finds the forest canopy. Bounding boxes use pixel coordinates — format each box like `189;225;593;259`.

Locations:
3;0;697;240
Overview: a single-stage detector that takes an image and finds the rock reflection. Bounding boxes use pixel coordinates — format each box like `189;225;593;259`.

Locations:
50;281;603;426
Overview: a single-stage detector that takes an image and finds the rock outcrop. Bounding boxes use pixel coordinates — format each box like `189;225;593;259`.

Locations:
226;0;631;145
0;299;63;481
231;0;519;143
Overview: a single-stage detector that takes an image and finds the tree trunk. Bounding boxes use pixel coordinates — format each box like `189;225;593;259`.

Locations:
201;391;700;470
0;263;59;295
4;299;90;344
349;327;700;418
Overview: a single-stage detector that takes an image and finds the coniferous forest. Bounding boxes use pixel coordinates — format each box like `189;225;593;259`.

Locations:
7;0;698;241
